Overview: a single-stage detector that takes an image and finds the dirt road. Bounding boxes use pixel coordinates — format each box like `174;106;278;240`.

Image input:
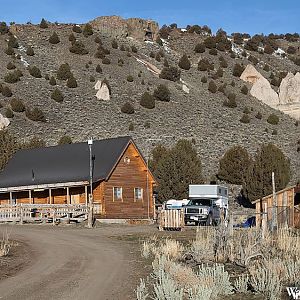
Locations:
0;224;150;300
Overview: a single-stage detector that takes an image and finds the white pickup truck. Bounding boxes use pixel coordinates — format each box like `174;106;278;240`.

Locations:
184;185;228;225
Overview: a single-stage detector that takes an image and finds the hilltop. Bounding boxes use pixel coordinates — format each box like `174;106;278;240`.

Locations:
0;16;300;180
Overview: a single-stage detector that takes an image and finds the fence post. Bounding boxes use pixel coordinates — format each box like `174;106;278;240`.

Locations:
20;204;23;225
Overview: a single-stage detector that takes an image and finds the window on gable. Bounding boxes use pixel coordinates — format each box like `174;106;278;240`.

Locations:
134;187;143;201
113;187;122;201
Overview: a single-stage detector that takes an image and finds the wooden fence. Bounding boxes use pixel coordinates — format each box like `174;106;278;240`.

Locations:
158;209;185;231
0;204;88;223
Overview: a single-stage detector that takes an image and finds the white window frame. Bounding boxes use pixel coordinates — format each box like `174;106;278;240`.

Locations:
134;187;143;201
113;187;122;201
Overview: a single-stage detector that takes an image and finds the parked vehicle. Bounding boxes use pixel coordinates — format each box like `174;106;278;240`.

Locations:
164;199;189;210
184;185;228;226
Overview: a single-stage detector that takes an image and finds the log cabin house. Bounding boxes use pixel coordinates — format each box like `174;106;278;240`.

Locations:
252;185;300;229
0;136;156;219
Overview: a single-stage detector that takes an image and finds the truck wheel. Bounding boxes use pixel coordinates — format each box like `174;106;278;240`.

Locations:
206;214;213;226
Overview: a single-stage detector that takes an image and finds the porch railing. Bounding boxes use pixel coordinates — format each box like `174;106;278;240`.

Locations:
0;204;88;223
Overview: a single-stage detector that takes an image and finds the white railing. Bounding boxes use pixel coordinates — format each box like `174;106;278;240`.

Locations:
0;204;88;223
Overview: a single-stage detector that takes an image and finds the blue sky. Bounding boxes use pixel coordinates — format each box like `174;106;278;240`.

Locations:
0;0;299;35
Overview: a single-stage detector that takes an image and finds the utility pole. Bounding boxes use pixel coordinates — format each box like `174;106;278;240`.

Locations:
87;138;93;228
271;171;277;232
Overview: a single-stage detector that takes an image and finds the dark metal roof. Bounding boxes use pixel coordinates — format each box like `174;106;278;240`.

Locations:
0;136;132;189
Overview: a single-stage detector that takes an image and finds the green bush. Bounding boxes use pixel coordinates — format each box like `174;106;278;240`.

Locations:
58;135;72;145
131;45;138;53
102;57;111;64
159;66;181;82
28;66;42;78
6;62;15;70
1;85;12;97
94;36;102;44
218;146;252;184
243;107;250;114
144;121;150;128
201;76;207;83
49;76;56;86
69;41;88;55
121;102;134;114
118;58;124;66
5;108;14;118
264;44;274;54
140;92;155;109
90;75;95;82
150;51;155;58
241;85;248;95
233;63;245;77
26;46;35;56
208;80;217;93
126;75;134;82
267;113;279;125
0;22;9;35
66;76;78;88
128;122;134;131
8;36;18;48
69;33;76;42
240;114;250;123
198;59;214;71
248;55;259;65
26;107;46;122
209;48;218;55
72;25;82;33
96;64;102;73
51;88;64;102
255;112;262;119
39;18;48;28
223;93;237;108
111;39;118;49
5;46;14;55
153;84;170;102
57;63;72;80
49;32;60;44
204;36;216;49
83;23;93;37
287;46;296;54
10;98;25;112
4;71;20;83
178;54;191;70
194;43;205;53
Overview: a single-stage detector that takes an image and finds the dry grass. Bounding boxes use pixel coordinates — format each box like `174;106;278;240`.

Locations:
137;226;300;300
0;230;11;257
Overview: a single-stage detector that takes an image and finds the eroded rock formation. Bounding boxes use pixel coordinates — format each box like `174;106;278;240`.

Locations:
240;64;264;84
90;16;159;41
0;114;10;130
95;80;110;101
279;72;300;105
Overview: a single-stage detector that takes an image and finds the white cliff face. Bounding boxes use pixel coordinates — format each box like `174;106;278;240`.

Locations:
279;72;300;105
240;64;264;84
0;114;10;130
250;77;279;108
94;80;110;101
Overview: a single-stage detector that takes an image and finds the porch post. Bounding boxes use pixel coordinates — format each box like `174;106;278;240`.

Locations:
29;190;32;204
9;192;13;205
85;186;88;205
67;187;70;204
49;189;52;204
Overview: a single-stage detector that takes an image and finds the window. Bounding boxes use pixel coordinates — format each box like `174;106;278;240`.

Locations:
134;187;143;201
113;187;122;201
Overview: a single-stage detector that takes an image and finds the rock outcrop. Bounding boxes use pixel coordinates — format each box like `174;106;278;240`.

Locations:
0;114;10;130
90;16;159;41
240;64;264;84
279;72;300;105
240;64;279;108
250;77;279;108
95;80;110;101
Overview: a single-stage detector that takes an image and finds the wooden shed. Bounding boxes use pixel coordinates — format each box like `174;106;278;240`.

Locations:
0;136;156;220
252;185;300;229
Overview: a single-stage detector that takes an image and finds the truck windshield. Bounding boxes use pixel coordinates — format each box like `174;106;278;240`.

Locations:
188;199;211;206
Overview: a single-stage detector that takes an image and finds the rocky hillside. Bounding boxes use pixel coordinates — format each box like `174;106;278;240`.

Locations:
0;17;300;180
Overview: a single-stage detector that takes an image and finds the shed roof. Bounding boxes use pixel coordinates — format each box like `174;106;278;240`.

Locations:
0;136;133;190
251;185;296;204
